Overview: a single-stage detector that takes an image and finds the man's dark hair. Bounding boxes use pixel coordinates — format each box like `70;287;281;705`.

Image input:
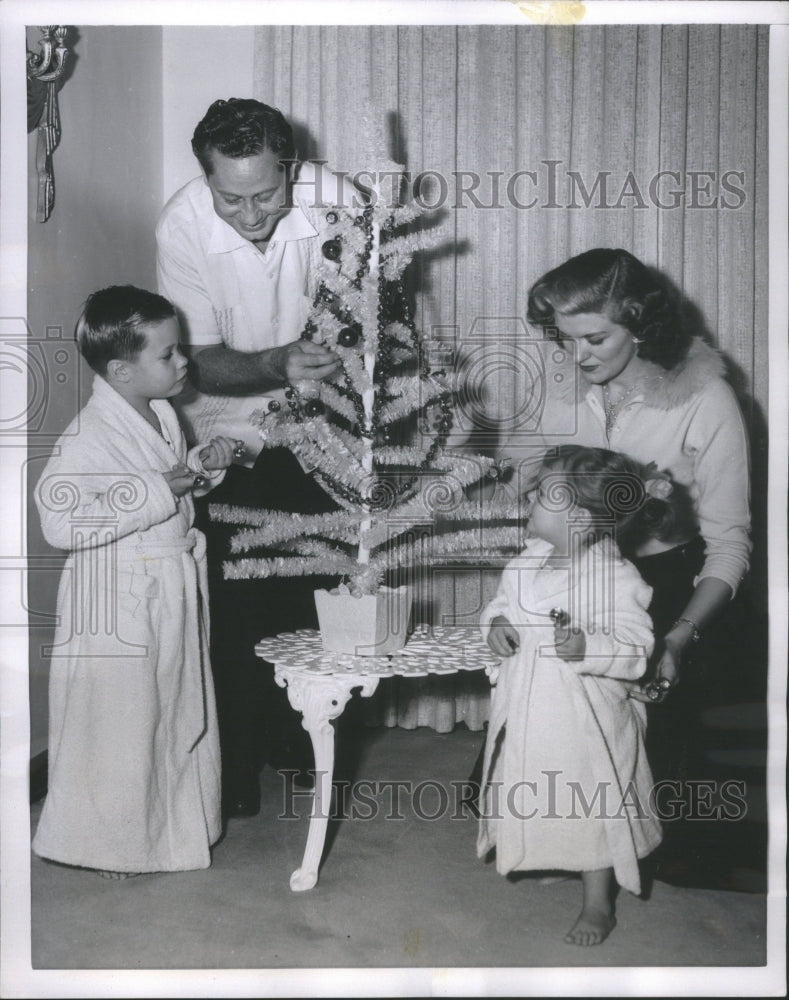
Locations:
75;285;176;375
191;98;296;175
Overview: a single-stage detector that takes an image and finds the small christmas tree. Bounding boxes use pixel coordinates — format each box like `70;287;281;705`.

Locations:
210;133;519;617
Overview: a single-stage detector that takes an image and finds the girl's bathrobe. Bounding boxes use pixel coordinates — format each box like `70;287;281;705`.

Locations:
33;376;222;873
478;537;662;896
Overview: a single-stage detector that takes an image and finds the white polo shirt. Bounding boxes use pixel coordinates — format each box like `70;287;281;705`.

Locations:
156;161;356;463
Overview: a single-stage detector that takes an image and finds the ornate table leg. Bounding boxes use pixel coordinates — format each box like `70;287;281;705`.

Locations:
275;667;380;891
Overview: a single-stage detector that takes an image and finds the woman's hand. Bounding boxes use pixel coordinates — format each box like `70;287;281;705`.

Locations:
486;615;520;657
631;624;689;703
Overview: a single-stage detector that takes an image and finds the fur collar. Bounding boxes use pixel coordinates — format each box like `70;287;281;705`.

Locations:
549;336;727;411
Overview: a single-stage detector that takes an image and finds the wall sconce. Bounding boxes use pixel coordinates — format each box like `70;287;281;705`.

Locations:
27;26;71;223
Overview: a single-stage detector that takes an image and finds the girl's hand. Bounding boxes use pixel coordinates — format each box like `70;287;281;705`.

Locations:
486;615;520;657
554;617;586;662
199;436;237;470
163;462;196;497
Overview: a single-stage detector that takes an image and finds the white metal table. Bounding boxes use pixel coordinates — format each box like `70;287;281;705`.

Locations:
255;624;499;891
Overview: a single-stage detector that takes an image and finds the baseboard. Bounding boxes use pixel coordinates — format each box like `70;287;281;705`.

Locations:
30;751;48;804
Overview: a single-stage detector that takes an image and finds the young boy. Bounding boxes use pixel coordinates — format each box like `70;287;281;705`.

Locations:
33;285;237;877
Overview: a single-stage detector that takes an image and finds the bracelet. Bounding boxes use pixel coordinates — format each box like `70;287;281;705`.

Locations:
672;617;701;643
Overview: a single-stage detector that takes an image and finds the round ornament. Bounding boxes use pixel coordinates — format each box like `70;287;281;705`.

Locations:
322;239;342;261
304;398;325;417
338;326;361;348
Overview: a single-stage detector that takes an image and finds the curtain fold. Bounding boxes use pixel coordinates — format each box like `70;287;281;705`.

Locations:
253;24;768;733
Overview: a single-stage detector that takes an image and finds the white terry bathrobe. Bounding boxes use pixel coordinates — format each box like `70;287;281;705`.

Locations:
33;376;222;873
477;537;662;897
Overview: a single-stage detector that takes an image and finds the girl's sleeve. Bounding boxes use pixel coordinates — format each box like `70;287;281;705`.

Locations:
479;586;511;644
34;444;178;551
571;559;655;681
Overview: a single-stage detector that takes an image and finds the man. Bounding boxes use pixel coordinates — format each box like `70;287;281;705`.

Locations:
157;98;356;819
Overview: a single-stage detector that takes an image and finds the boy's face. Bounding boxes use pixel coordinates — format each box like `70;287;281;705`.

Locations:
122;318;188;401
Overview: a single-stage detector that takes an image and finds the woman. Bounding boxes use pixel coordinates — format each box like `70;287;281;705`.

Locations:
471;248;752;877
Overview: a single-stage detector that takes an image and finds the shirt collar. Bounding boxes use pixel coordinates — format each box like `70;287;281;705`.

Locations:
205;177;318;255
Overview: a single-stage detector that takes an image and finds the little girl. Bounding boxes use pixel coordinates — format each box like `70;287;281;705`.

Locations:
478;445;694;945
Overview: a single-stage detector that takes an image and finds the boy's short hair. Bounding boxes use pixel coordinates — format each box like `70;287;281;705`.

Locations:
76;285;176;375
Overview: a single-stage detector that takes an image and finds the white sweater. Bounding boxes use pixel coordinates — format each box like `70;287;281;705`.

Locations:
501;337;752;594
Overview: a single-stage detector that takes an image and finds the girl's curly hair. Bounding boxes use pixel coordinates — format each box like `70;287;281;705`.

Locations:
537;445;698;557
527;248;690;370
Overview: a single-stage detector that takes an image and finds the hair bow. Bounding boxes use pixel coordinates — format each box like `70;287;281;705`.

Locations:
644;475;673;500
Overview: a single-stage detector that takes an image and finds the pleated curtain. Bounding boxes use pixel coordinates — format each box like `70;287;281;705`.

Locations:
254;25;769;733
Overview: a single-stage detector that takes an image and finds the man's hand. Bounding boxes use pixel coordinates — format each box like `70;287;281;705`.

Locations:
486;615;520;657
163;463;197;497
187;340;341;395
270;340;341;383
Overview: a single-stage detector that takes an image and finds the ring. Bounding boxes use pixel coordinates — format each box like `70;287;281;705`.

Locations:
644;683;661;701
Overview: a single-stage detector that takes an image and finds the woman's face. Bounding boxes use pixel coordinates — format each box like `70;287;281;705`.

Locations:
553;311;638;385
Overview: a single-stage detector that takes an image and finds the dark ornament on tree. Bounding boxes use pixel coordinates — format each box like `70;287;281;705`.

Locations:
338;325;361;348
326;211;339;224
267;399;281;413
322;239;342;261
304;399;325;418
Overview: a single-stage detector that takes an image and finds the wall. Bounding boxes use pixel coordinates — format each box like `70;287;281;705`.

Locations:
162;27;255;201
27;25;164;758
27;24;256;763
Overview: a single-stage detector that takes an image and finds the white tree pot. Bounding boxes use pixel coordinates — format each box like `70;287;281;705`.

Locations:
314;585;412;656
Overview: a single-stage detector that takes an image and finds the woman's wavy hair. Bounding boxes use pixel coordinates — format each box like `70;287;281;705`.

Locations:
537;444;697;557
191;98;295;175
527;248;690;370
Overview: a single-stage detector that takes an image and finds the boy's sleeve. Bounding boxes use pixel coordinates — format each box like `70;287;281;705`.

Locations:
185;443;227;496
35;445;178;551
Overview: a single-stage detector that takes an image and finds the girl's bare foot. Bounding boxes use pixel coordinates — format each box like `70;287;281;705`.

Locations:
97;870;140;880
564;907;616;945
564;866;615;944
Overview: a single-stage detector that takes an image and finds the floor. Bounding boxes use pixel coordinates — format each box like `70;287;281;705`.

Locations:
20;714;782;998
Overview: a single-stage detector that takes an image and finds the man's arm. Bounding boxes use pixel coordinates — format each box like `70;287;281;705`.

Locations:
187;340;342;396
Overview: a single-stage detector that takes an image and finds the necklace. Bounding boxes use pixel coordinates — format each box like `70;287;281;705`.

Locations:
602;381;640;435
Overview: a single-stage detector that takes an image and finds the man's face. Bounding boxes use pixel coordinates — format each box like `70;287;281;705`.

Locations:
205;147;291;243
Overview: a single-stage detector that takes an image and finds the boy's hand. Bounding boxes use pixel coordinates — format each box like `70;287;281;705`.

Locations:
199;436;237;471
164;463;196;497
554;617;586;662
486;615;520;657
